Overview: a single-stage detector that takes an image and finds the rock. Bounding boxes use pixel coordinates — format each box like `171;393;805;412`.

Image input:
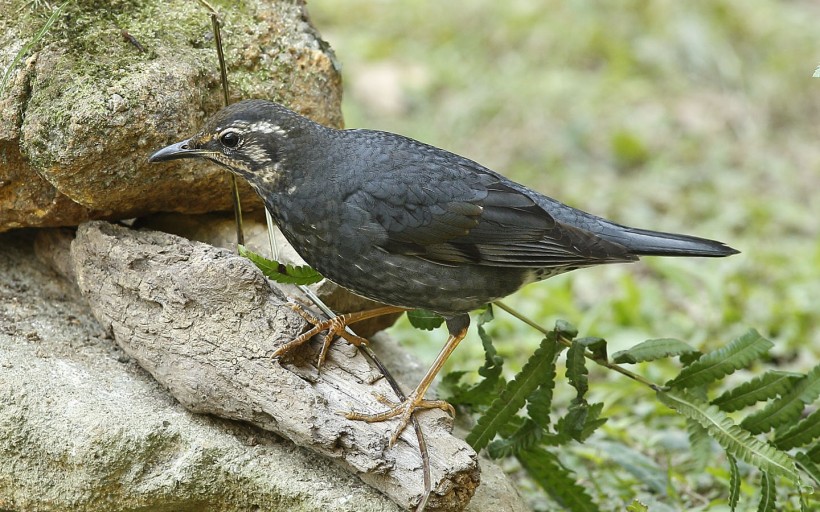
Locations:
136;211;404;336
0;229;397;511
69;221;479;510
0;0;342;232
1;226;531;511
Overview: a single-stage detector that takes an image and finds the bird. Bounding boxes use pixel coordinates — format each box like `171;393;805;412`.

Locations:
149;99;738;444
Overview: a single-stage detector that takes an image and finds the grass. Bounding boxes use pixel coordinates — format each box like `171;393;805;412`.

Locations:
307;1;819;510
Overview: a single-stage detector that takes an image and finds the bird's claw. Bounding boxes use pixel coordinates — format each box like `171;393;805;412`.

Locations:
346;392;455;446
275;302;370;368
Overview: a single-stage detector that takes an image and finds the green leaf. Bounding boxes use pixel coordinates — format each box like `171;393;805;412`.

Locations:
612;338;697;364
758;472;776;512
238;246;324;285
668;329;773;389
554;319;579;340
742;364;820;434
557;401;607;442
466;335;560;451
713;370;802;412
406;309;445;330
527;365;558;429
486;419;543;458
445;307;505;406
578;336;608;361
687;418;714;471
774;406;820;450
626;501;649;512
728;454;740;512
517;446;599;512
657;388;799;482
566;338;590;399
795;451;820;486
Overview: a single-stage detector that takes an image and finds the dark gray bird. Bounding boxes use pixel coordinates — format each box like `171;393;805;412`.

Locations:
150;99;738;442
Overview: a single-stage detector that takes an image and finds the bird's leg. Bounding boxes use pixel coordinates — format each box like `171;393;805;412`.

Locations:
346;314;470;446
278;303;408;367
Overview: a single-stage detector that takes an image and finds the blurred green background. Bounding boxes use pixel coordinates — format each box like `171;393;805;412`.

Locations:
307;1;818;509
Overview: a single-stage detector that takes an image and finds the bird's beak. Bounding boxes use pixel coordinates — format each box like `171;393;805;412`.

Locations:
148;139;204;162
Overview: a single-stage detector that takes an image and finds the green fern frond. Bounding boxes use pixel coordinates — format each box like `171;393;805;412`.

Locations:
668;329;773;389
741;364;820;435
774;407;820;450
557;401;607;442
486;419;543;458
445;308;505;406
713;370;802;412
406;309;445;330
687;418;715;471
238;246;323;285
612;338;698;364
517;446;599;512
795;451;820;486
467;335;560;451
657;388;799;481
566;339;591;398
758;472;776;512
728;454;740;511
626;501;649;512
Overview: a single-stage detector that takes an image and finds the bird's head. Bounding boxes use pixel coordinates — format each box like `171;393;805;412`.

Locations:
149;99;310;181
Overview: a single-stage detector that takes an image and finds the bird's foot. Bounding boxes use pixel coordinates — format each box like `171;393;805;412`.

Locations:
276;302;408;368
346;391;455;446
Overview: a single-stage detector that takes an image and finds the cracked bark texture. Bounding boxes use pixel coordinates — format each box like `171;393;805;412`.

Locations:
70;221;480;511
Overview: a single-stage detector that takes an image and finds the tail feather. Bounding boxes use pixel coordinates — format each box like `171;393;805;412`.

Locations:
593;224;740;257
530;195;739;258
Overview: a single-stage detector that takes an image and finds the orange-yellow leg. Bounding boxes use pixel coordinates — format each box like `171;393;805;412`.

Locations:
277;303;408;367
346;316;470;446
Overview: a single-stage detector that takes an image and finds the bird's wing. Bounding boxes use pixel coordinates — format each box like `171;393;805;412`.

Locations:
342;158;636;268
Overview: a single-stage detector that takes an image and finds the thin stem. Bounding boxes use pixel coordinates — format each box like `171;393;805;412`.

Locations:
493;300;660;390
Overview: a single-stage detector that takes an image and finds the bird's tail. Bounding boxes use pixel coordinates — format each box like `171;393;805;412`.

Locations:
593;222;739;257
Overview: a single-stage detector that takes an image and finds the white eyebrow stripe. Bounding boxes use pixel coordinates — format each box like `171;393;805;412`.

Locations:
248;121;287;136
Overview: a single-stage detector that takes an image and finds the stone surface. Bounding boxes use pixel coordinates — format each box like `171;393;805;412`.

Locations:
0;229;398;512
137;211;404;336
1;227;531;511
0;0;342;232
70;222;479;510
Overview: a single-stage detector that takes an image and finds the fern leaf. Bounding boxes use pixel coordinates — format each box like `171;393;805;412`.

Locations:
406;309;444;330
775;407;820;450
577;336;607;362
527;342;560;428
612;338;697;364
657;388;799;481
486;419;543;458
687;418;714;471
517;446;599;511
668;329;773;389
728;454;740;511
467;335;561;451
626;501;649;512
445;307;505;406
566;339;590;398
795;451;820;486
713;370;802;412
238;246;323;285
758;472;776;512
741;364;820;434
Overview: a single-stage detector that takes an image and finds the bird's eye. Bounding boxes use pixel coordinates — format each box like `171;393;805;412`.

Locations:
219;131;240;148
